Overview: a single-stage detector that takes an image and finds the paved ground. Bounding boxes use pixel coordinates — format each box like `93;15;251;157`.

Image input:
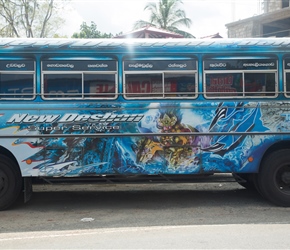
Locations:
1;181;290;249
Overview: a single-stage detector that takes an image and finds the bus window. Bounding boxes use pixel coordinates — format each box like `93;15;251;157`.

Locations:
205;73;242;97
164;73;196;97
204;57;277;98
123;59;197;99
244;73;276;96
84;73;116;98
43;73;82;99
286;73;290;95
125;73;163;98
42;60;117;100
284;58;290;97
0;60;35;100
0;73;34;99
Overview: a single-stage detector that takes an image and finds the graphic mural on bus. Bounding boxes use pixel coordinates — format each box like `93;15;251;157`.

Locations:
1;101;290;177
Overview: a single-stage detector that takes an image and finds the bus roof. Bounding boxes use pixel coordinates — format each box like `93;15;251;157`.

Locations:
0;38;290;52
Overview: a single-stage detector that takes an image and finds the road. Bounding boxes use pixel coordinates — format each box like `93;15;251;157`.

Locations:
1;182;290;249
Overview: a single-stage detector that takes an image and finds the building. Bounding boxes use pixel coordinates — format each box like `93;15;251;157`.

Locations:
114;26;184;39
226;0;290;38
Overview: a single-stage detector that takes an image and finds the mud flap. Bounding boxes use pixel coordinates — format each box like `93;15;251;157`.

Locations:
23;177;33;203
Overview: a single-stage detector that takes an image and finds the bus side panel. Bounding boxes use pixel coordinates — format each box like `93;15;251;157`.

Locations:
1;101;289;177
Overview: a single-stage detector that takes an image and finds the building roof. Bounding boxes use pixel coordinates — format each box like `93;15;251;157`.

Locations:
200;33;223;39
114;26;184;38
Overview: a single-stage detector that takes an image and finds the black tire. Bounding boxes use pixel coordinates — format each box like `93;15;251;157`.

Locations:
0;155;22;210
258;149;290;207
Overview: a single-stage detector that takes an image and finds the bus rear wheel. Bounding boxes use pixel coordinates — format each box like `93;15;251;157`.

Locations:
258;149;290;207
0;155;22;210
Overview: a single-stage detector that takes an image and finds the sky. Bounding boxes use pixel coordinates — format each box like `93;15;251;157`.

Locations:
62;0;262;38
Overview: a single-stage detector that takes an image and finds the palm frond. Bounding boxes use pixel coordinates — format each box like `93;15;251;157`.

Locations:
134;0;194;37
133;20;152;30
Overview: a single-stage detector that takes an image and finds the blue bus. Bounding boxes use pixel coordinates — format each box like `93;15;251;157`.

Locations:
1;37;290;210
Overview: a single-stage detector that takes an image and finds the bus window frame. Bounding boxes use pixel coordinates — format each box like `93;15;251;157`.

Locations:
42;71;83;100
204;70;244;98
0;60;35;100
83;71;118;99
203;58;278;99
284;58;290;98
123;59;198;100
124;71;163;99
41;60;118;100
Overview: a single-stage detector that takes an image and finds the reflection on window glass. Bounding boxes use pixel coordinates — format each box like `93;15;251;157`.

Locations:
0;73;34;99
245;73;275;96
125;74;163;98
205;72;276;97
205;73;243;97
44;74;82;98
164;73;195;97
84;74;116;98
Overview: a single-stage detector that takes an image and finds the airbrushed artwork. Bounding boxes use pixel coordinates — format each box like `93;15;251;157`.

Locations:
1;101;288;177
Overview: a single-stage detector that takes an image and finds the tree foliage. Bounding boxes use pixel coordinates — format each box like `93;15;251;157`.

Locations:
0;0;68;38
134;0;194;38
72;21;114;38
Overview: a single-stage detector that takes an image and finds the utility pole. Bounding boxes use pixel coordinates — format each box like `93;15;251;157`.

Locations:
231;0;236;21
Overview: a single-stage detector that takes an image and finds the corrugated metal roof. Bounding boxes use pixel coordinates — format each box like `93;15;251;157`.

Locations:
115;26;184;38
0;38;289;50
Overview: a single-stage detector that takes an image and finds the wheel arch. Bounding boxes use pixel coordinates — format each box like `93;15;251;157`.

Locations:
0;146;20;173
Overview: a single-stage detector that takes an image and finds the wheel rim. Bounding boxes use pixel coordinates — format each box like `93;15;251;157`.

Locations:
275;164;290;194
0;169;9;198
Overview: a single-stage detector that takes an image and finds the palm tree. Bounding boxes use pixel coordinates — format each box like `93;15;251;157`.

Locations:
134;0;194;38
